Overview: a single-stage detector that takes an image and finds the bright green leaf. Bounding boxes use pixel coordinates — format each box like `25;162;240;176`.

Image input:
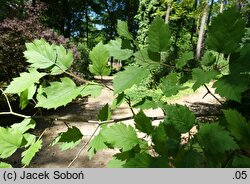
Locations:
11;118;36;134
117;20;133;40
0;162;12;168
36;77;81;109
79;83;102;98
0;128;23;158
107;158;126;168
4;69;46;94
113;66;150;94
21;139;42;166
101;123;139;151
88;133;108;159
134;48;161;68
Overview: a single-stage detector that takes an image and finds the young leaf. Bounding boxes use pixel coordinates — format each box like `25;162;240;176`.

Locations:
24;39;73;74
192;68;218;91
148;16;171;52
4;69;46;94
0;162;12;168
160;73;187;97
88;133;108;159
197;123;239;155
176;51;193;69
105;38;133;60
113;66;150;94
101;123;139;151
21;139;42;166
36;77;81;109
0;128;23;158
11;118;36;134
165;104;195;133
223;109;250;143
98;104;111;121
213;74;249;102
89;42;111;76
134;110;154;135
206;6;246;54
117;20;133;40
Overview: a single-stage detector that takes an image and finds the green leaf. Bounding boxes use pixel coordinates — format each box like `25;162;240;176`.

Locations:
36;77;81;109
165;104;196;133
134;49;161;68
200;51;216;66
223;109;250;144
24;39;73;74
79;83;102;98
105;38;133;60
89;42;111;76
213;74;249;102
52;126;83;151
111;92;125;110
133;96;159;110
21;139;42;166
0;127;23;158
19;84;36;109
192;68;218;91
123;152;152;168
101;123;139;151
117;20;133;40
98;104;111;121
0;162;12;168
206;6;246;54
113;66;150;94
134;110;154;135
4;69;46;94
232;155;250;168
175;150;202;168
152;122;167;155
107;158;126;168
23;133;37;148
88;133;108;159
160;73;187;97
176;51;193;69
197;123;239;155
11;118;36;134
148;16;171;52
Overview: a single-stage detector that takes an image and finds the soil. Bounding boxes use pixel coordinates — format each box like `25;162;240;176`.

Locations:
5;76;222;168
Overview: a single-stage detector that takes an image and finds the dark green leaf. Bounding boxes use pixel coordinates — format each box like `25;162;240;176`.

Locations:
176;51;193;69
111;92;125;110
123;152;152;168
232;156;250;168
206;6;246;54
200;51;217;66
134;110;154;134
148;16;171;52
192;68;218;91
165;104;196;133
197;123;239;155
98;104;111;121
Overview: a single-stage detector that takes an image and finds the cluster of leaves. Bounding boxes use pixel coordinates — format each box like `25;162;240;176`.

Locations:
87;6;250;167
0;38;102;167
1;6;250;168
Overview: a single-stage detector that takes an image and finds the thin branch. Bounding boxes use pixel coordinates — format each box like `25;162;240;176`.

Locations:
203;84;223;105
63;121;70;128
0;112;31;119
67;125;100;168
38;128;48;140
125;96;135;116
0;89;13;112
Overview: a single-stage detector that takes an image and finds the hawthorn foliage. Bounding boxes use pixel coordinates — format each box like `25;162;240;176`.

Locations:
0;6;250;168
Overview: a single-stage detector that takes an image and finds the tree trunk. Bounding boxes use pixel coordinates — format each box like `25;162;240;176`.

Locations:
220;0;224;13
196;0;209;60
207;0;214;26
190;0;198;45
165;5;172;24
